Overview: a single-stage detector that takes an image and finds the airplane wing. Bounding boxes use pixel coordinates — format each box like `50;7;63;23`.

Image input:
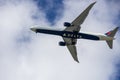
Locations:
64;2;96;32
62;2;96;62
63;37;79;63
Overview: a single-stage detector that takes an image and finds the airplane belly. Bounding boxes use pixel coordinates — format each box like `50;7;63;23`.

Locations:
36;29;62;36
79;33;100;40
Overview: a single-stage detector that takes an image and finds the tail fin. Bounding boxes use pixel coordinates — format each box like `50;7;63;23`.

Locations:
105;27;119;49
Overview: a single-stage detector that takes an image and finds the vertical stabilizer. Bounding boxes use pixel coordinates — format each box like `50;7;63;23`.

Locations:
105;27;119;49
105;27;119;37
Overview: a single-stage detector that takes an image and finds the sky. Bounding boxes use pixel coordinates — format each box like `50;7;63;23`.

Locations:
0;0;120;80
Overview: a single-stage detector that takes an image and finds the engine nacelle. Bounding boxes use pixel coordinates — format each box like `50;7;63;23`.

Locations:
59;41;66;46
64;22;71;27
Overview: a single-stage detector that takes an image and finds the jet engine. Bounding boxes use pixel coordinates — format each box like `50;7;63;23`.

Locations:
64;22;71;27
59;41;66;46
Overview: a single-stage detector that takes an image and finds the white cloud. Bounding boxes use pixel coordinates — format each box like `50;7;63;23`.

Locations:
0;0;120;80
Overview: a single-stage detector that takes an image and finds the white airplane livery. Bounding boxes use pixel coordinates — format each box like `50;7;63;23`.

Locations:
30;2;119;63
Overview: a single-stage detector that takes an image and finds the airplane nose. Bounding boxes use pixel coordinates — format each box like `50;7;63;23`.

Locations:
30;28;36;32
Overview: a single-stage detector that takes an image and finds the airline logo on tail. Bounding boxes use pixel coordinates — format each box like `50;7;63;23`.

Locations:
105;31;112;36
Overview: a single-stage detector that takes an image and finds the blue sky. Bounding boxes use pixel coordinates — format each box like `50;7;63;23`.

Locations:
114;62;120;80
33;0;120;26
33;0;64;25
0;0;120;80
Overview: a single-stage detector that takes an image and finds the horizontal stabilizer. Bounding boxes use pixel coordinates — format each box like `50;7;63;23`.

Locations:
106;40;113;49
105;27;119;49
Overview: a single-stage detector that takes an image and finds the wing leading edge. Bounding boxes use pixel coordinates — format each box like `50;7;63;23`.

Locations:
64;2;96;32
72;2;96;26
63;2;96;63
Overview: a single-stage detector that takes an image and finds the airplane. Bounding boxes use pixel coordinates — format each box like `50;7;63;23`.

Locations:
30;2;119;63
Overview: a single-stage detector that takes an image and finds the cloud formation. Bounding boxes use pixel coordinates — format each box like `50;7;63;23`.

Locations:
33;0;64;24
0;0;120;80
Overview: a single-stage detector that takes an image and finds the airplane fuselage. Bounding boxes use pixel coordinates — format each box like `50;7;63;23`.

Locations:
31;27;114;41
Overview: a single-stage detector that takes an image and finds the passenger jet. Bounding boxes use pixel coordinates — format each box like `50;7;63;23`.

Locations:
30;2;119;63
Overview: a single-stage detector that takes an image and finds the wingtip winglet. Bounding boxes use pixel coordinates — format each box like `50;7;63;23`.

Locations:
93;1;97;4
115;27;119;31
75;59;80;63
91;1;96;6
77;61;80;63
87;1;96;12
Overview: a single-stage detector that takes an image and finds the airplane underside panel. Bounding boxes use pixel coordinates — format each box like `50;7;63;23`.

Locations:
62;31;100;40
36;29;62;36
36;28;100;40
79;33;100;40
